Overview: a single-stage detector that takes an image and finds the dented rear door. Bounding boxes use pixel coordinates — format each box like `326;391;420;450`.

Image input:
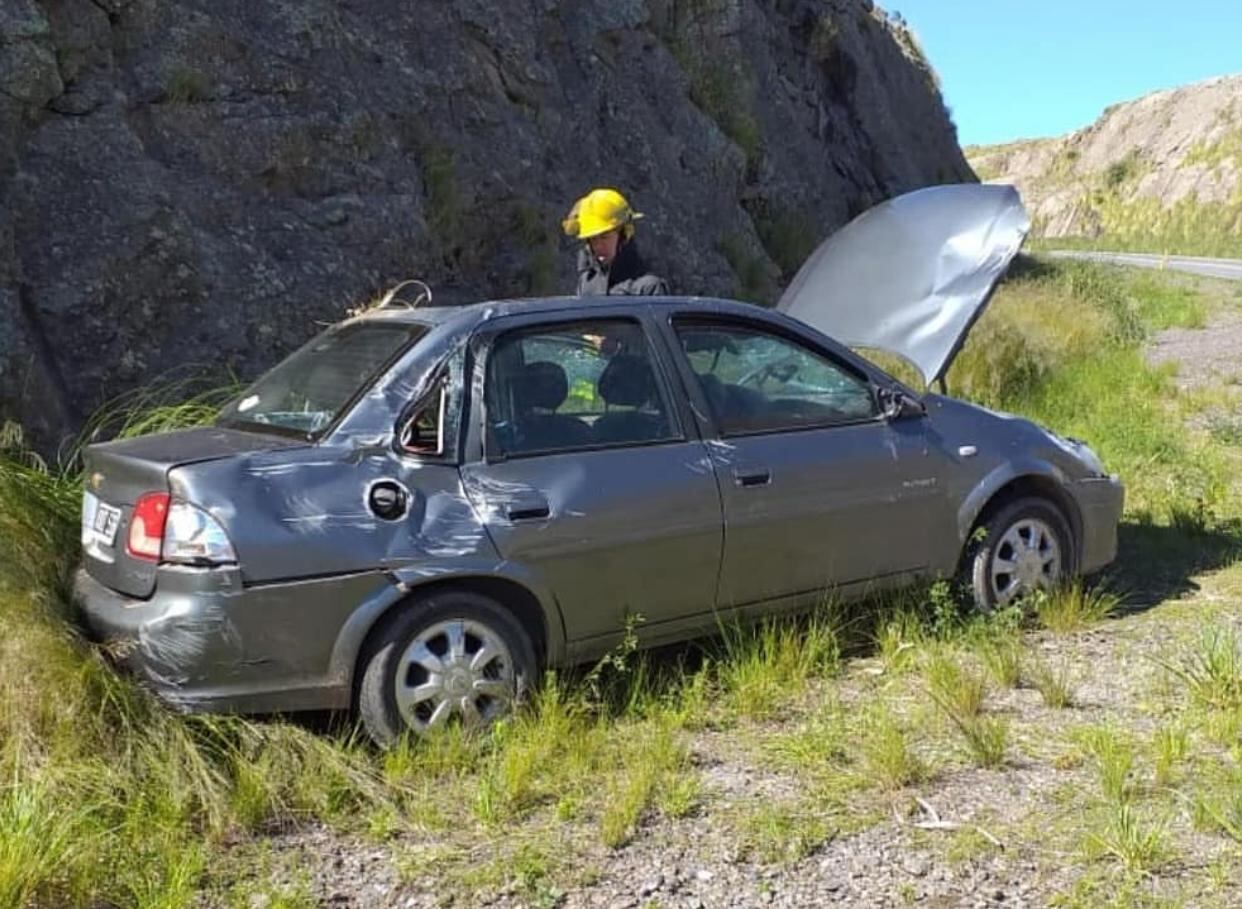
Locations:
461;310;724;652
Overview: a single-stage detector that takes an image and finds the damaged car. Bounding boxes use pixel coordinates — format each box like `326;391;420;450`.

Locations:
74;184;1124;744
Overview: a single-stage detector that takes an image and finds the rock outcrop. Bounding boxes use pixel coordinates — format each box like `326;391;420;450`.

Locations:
967;74;1242;243
1;0;971;450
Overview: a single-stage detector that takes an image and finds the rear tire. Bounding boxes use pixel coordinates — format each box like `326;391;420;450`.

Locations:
357;589;536;747
966;496;1073;612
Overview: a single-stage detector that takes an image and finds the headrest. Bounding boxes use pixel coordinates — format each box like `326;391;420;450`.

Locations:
514;361;569;411
598;354;657;408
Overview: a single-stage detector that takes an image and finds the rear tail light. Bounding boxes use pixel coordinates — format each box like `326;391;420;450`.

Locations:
163;501;237;566
126;493;170;561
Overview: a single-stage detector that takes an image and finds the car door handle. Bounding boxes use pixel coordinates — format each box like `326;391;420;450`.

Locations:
733;468;772;488
505;499;551;522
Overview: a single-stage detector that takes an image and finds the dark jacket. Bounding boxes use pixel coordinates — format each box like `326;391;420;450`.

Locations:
575;240;669;296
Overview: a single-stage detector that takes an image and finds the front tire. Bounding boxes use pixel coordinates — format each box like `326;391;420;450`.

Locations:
967;497;1072;612
356;589;537;747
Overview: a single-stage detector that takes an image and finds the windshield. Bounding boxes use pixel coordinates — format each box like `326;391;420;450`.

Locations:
217;322;425;438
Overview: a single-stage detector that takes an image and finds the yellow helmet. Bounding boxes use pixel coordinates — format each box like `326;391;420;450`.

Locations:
561;188;644;240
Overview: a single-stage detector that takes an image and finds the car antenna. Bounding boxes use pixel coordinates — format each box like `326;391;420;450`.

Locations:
376;279;433;310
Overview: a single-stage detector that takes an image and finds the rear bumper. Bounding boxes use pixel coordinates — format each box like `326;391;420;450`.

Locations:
1074;475;1125;576
73;565;394;714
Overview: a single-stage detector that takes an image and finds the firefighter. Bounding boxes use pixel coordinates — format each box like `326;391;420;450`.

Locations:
561;188;669;296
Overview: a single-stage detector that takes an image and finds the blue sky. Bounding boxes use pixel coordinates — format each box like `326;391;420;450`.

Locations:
889;1;1242;146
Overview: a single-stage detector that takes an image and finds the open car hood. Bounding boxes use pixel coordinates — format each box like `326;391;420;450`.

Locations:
776;184;1030;386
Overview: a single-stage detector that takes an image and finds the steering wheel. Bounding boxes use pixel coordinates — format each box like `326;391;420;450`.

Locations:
738;356;800;390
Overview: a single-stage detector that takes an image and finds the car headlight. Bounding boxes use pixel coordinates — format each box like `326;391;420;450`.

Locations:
1049;432;1106;477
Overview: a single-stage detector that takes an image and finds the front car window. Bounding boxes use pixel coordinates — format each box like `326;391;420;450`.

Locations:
674;321;878;435
485;319;677;458
218;322;425;439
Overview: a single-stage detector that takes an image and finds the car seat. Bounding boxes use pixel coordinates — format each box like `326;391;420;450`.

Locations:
510;361;594;452
593;355;670;444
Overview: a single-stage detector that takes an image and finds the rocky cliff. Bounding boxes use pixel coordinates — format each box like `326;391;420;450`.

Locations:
1;0;971;450
967;74;1242;249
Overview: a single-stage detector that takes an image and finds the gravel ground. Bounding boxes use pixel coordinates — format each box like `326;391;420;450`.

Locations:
215;284;1242;909
1146;311;1242;391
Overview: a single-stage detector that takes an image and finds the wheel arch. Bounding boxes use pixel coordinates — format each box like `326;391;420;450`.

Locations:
330;570;562;705
959;468;1083;571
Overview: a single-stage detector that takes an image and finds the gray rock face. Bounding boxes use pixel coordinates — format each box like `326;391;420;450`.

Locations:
0;0;970;451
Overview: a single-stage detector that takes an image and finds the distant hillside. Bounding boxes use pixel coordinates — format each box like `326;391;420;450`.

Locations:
966;74;1242;256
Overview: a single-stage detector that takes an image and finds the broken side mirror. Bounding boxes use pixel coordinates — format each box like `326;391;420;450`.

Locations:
399;384;447;456
880;387;925;421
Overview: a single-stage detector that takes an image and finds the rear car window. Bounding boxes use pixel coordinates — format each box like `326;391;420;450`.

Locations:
485;319;678;458
217;322;425;439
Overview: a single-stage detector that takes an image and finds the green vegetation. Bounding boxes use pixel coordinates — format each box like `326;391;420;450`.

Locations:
1033;193;1242;260
1184;127;1242;170
717;231;774;304
754;206;818;280
682;57;762;168
1;256;1241;902
165;67;209;104
419;146;463;247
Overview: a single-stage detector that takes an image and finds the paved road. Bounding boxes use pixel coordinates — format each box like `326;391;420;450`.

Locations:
1046;249;1242;281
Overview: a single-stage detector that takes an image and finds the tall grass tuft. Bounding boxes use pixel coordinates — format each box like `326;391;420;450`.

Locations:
857;708;926;789
1160;624;1242;711
1033;583;1120;633
1026;655;1075;709
715;610;841;721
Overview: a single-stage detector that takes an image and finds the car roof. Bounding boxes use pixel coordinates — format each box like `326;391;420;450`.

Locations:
350;294;773;333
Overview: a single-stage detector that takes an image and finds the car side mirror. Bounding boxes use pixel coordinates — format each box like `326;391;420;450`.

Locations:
880;387;925;421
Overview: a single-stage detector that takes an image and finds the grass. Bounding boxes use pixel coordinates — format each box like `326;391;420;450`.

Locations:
1;255;1241;902
715;610;840;720
1027;655;1075;709
1077;726;1136;804
1158;623;1242;711
1084;803;1170;874
857;708;926;789
1034;583;1121;633
1152;724;1188;788
978;635;1023;688
734;802;834;864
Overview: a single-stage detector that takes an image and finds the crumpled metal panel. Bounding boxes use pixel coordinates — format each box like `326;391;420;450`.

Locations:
777;184;1030;386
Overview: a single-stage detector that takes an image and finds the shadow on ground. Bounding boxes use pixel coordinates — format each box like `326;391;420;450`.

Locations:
1107;518;1242;613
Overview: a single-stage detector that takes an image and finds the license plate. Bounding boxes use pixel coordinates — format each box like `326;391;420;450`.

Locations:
83;492;122;547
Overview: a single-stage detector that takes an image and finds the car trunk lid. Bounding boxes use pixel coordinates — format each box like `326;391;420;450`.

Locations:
777;183;1030;386
80;427;303;598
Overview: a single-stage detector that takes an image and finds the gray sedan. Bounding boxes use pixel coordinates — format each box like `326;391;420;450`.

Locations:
73;186;1123;744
